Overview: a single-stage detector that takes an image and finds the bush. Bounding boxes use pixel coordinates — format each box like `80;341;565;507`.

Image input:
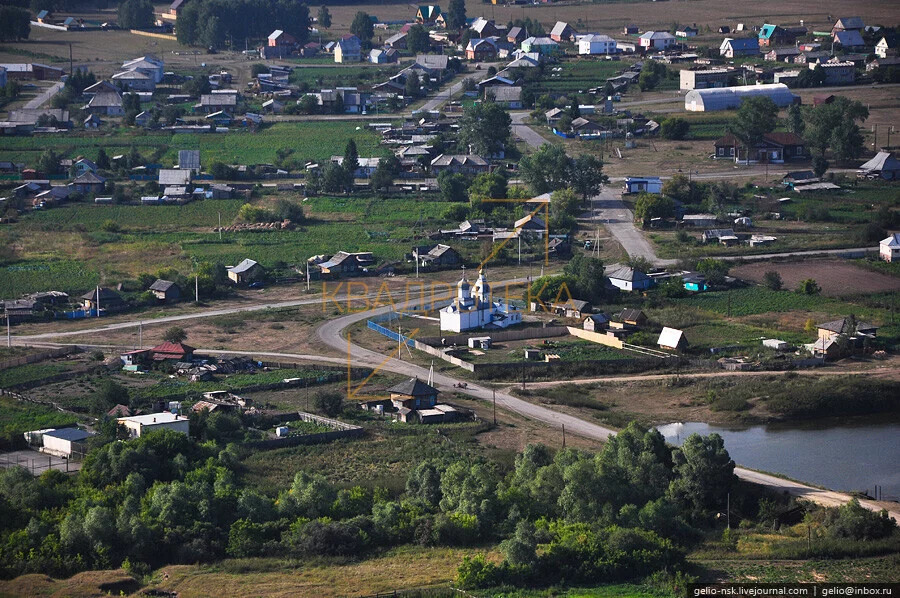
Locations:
796;278;821;295
660;118;689;140
314;391;343;417
763;271;782;291
826;499;897;541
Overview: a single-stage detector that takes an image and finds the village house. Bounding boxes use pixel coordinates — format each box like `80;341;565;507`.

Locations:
150;341;195;362
815;61;856;85
606;266;653;292
550;21;576;43
388;377;439;423
415;5;441;25
615;308;647;327
550;298;592;319
875;34;898;58
764;48;802;63
507;27;528;45
676;26;699;38
70;171;105;194
384;32;407;50
714;132;808;163
83;89;124;116
470;17;500;38
466;38;499;61
330;156;379;176
488;86;523;108
702;228;739;245
681;214;717;227
831;17;865;35
227;259;263;284
431;154;489;175
758;24;800;47
520;37;559;56
680;68;731;90
583;313;610;332
81;287;125;312
149;279;181;302
178;150;201;174
196;92;238;114
118;413;190;438
570;117;603;137
83;114;101;129
335;35;362;63
111;70;156;92
880;233;900;262
72;158;97;177
318;251;376;276
122;56;164;83
623;24;639;35
817;317;877;341
578;34;617;55
720;37;759;58
159;169;192;187
134;111;152;127
412;244;461;269
832;30;865;50
639;31;676;51
268;29;297;48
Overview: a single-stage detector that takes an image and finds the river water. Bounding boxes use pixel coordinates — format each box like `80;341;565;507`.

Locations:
656;420;900;501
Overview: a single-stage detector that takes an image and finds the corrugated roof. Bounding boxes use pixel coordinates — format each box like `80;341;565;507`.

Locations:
388;377;438;397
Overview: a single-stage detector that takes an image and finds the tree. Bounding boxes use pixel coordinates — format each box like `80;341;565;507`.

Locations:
314;391;343;418
96;148;110;170
786;104;805;136
322;162;346;193
446;0;466;29
567;96;580;120
38;149;60;176
660;117;689;140
162;326;188;344
518;144;570;194
804;96;869;160
812;156;829;178
371;154;400;195
458;101;511;157
633;192;674;225
350;11;374;45
117;0;153;29
796;278;821;295
0;6;30;41
437;171;469;203
342;139;359;191
563;253;605;302
176;2;199;45
501;520;538;567
407;24;430;53
317;6;331;29
94;379;129;413
404;70;421;98
729;96;778;152
763;271;782;291
668;433;735;516
568;154;608;201
201;15;225;49
467;172;507;203
273;199;304;222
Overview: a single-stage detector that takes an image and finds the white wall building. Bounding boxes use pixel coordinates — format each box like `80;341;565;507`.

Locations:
40;428;93;458
578;34;617;55
118;412;190;438
440;270;522;332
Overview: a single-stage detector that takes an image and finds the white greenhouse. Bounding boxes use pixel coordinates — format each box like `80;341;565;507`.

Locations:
684;83;799;112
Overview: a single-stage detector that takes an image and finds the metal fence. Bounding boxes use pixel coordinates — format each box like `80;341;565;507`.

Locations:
0;449;83;476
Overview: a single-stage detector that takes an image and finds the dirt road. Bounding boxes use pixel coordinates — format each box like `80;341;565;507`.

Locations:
585;187;677;266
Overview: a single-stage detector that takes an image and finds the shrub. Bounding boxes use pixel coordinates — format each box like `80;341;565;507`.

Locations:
314;391;343;418
826;499;897;541
762;271;782;291
796;278;821;295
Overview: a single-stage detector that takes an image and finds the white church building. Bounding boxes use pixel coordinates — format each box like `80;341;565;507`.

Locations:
440;270;522;333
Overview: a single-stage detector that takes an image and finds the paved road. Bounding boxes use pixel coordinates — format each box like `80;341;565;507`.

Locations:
511;112;549;149
24;81;64;110
420;67;490;112
585;187;677;266
312;292;899;522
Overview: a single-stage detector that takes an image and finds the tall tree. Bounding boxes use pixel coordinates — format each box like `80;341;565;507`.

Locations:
729;96;778;153
0;7;30;42
407;24;430;53
518;144;571;194
350;11;374;45
201;15;226;49
667;433;735;517
175;2;199;45
568;154;608;201
317;5;331;29
458;101;511;157
404;70;421;98
342;139;359;191
785;103;805;136
446;0;466;30
804;96;868;160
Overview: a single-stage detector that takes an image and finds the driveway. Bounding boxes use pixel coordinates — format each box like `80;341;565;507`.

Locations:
24;81;64;110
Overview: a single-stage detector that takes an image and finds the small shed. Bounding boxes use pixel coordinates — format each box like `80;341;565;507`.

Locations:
763;339;789;351
149;279;182;302
227;258;263;284
623;177;662;194
468;336;492;349
657;327;686;351
583;313;610;332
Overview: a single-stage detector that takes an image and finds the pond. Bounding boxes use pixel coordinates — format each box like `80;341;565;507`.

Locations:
656;419;900;501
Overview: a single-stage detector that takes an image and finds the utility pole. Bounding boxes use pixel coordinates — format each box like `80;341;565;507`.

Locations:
96;285;100;317
139;321;142;349
521;351;526;391
398;325;402;360
727;492;731;530
195;275;199;303
6;315;9;348
562;424;566;448
69;43;73;77
872;124;878;151
218;211;222;241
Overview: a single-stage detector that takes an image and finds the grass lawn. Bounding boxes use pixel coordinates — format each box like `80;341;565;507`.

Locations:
0;121;390;169
0;396;77;444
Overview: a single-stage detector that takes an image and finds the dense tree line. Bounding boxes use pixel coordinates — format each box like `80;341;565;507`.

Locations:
0;5;30;41
117;0;152;29
0;419;895;588
177;0;309;49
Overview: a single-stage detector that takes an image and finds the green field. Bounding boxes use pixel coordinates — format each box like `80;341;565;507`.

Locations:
531;58;624;95
0;121;390;169
0;363;68;388
0;397;77;446
288;64;403;88
0;195;457;296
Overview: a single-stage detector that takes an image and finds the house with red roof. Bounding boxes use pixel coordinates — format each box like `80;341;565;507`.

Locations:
713;132;808;163
150;342;195;362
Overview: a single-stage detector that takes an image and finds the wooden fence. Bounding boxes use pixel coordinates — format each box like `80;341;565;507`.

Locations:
0;346;76;371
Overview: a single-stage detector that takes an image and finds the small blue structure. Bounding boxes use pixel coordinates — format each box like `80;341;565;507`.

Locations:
683;273;708;292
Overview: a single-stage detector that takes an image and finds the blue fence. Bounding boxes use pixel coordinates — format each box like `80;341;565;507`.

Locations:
57;308;104;319
367;320;416;347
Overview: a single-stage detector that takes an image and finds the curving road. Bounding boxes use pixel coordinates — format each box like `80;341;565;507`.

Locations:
314;287;900;523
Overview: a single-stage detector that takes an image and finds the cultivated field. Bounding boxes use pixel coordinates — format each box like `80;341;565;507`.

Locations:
731;259;900;297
